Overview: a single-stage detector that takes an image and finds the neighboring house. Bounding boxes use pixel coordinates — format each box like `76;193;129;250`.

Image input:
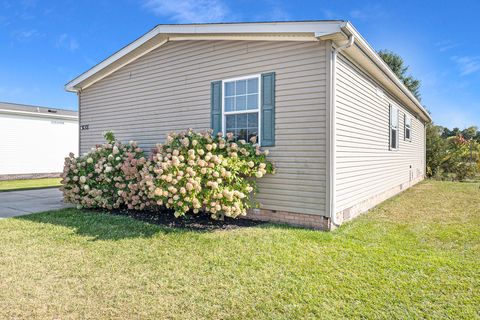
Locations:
65;21;431;230
0;102;78;180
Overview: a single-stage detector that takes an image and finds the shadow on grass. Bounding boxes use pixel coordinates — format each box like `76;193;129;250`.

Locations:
14;208;279;241
15;209;168;240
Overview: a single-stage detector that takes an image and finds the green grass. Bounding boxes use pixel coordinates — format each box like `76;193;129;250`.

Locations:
0;181;478;319
0;177;61;191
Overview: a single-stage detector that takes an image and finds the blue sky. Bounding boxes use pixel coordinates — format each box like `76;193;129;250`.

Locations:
1;0;479;128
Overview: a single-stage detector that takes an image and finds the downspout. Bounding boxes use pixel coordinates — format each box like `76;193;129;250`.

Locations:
329;34;355;227
77;88;82;157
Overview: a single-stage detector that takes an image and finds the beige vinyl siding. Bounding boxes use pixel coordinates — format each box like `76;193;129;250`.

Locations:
80;40;327;215
335;54;425;213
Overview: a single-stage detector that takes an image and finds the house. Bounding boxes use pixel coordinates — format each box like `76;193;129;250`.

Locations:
0;102;78;180
65;21;431;230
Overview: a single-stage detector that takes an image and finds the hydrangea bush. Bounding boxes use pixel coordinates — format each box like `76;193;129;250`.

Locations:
61;129;274;220
61;132;148;210
142;129;274;219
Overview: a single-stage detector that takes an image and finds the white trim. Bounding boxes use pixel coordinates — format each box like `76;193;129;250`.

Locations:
153;21;343;36
65;21;345;92
0;109;78;120
221;74;261;145
329;35;354;226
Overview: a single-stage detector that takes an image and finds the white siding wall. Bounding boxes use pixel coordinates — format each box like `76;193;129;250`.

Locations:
0;114;78;175
335;54;425;213
80;40;328;216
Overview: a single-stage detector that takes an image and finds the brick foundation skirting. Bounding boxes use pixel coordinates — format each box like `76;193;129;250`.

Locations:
245;175;425;231
0;172;61;181
335;175;425;225
246;208;331;230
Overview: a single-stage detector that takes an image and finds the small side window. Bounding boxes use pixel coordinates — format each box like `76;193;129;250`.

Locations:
389;105;399;150
404;115;412;141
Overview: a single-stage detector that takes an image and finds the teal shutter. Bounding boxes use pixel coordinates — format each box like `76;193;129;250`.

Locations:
261;72;275;146
211;81;222;135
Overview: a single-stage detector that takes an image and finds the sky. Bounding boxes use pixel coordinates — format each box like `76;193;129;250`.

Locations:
1;0;479;129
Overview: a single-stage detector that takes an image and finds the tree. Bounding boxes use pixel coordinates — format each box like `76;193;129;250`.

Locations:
461;126;478;140
378;50;421;101
425;123;446;177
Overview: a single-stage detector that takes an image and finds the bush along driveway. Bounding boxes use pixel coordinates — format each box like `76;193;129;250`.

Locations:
0;181;478;319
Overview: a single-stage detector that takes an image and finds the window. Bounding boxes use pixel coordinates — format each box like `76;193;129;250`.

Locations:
404;115;412;141
389;105;399;150
222;75;260;142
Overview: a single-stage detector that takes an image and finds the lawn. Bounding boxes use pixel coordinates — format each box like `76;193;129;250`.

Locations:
0;181;478;319
0;177;61;191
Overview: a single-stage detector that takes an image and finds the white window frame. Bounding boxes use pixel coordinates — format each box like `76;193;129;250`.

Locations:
389;105;399;150
221;74;262;144
404;114;412;141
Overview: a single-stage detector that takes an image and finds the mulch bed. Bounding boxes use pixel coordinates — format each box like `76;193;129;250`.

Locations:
109;208;266;231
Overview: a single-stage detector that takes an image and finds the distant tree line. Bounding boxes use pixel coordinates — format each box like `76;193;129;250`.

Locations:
440;126;480;141
379;50;479;181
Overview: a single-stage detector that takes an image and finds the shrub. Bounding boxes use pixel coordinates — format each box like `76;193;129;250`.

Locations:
438;135;478;181
61;132;148;210
427;123;479;181
61;129;275;219
142;129;274;219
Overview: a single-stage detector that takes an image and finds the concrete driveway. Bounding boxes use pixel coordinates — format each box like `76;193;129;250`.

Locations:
0;188;71;218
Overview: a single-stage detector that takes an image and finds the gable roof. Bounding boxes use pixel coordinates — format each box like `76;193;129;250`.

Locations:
65;20;431;122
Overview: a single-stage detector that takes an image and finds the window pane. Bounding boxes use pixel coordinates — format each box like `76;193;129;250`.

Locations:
391;129;397;149
391;107;398;128
406;128;411;140
236;114;247;128
235;95;246;111
226;115;235;130
236;80;246;95
247;129;258;142
247;94;258;110
225;82;235;97
237;129;247;141
225;97;234;112
247;78;258;94
247;113;258;128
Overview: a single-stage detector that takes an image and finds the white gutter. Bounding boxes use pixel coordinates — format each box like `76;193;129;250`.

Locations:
0;109;78;120
330;34;355;227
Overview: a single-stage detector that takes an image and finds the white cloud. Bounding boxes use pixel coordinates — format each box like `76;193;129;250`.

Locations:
56;33;79;52
349;5;387;21
143;0;229;23
322;9;338;20
259;7;290;21
452;56;480;76
252;5;290;22
436;40;459;52
12;28;42;41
